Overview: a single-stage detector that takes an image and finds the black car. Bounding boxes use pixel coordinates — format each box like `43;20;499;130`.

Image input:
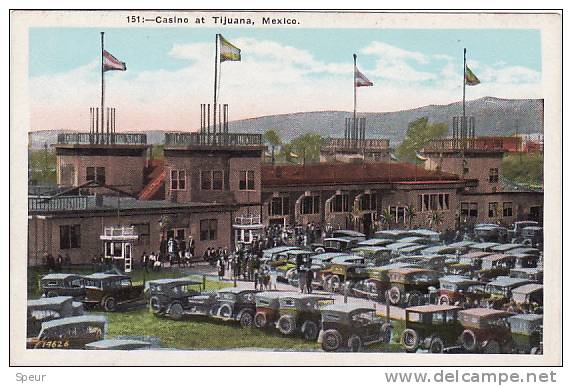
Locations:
148;278;208;320
40;273;86;299
211;288;257;328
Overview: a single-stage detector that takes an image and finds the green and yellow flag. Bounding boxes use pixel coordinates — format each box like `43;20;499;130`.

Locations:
465;65;480;86
219;35;241;62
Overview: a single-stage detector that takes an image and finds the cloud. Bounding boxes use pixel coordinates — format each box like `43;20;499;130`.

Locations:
29;38;542;132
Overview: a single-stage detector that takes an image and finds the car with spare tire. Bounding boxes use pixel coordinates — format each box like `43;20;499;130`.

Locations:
82;273;145;312
210;287;257;328
147;278;208;320
275;293;334;341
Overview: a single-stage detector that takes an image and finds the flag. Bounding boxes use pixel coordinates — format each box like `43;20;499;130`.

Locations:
464;65;480;86
355;67;373;87
219;35;241;62
103;50;126;72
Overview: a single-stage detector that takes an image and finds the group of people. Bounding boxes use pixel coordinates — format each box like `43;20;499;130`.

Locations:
295;253;314;294
44;253;71;272
261;222;329;249
139;251;164;272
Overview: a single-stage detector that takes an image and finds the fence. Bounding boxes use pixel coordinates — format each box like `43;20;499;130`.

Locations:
57;133;147;145
165;132;262;147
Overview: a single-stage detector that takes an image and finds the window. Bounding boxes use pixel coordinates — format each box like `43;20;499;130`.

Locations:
301;195;320;215
360;194;377;211
489;168;499;183
418;193;450;212
488;202;498;218
201;170;224;190
239;170;256;191
170;170;186;190
212;171;223;190
270;196;290;216
461;202;478;218
200;170;211;190
390;206;406;223
330;194;349;213
86;167;105;184
131;223;150;245
60;164;75;185
60;224;80;249
200;219;218;241
167;228;185;241
503;202;513;217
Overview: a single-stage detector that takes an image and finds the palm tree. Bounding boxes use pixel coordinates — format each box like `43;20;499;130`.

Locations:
404;204;417;229
380;208;395;230
263;129;282;164
427;210;444;230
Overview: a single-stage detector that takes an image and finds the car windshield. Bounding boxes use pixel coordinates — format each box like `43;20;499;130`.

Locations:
351;310;379;326
431;311;457;325
325;240;342;249
486;285;509;296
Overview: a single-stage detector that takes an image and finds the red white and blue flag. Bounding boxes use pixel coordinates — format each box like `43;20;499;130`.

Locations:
355;67;373;87
103;50;126;72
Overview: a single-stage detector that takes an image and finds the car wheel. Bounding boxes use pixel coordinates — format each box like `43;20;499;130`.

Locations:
301;320;319;341
217;304;233;318
388;286;402;305
321;329;343;352
401;329;419;353
460;329;477;352
239;311;254;328
168;303;184;320
483;339;501;354
254;312;267;328
315;247;325;253
322;275;332;290
103;297;116;312
438;295;450;305
277;314;297;335
348;335;363;352
149;296;161;314
429;337;444;353
329;276;341;292
380;322;392;343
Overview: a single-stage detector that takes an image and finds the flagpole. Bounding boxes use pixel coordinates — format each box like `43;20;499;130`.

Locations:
213;33;219;139
462;48;467;148
100;32;105;144
353;54;357;143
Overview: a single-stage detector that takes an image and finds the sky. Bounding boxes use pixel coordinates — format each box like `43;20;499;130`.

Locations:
29;28;542;132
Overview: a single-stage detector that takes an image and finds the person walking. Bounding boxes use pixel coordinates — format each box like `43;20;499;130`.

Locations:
217;257;225;280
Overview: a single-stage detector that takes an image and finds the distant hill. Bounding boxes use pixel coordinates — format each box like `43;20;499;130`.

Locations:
28;97;543;149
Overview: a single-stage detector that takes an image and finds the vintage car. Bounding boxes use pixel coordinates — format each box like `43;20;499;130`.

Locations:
491;243;525;253
351;246;391;266
392;254;448;271
385;241;421;255
356;238;394;247
386;267;440;306
374;229;410;240
436;275;484;306
406;229;441;242
421;245;459;256
521;226;543;247
399;236;436;246
508;221;539;241
267;248;305;267
211;288;257;328
398;244;429;256
445;251;492;275
147;278;208;320
509;283;543;314
482;277;532;309
331;229;366;241
509;267;543;283
401;305;463;353
27;296;77;338
40;273;85;299
512;253;539;269
458;308;514;353
319;304;391;352
85;339;152;350
473;224;508;243
351;262;418;300
261;246;301;262
469;242;501;253
27;315;107;349
447;240;477;253
312;255;363;289
82;273;146;312
320;237;360;253
474;254;516;280
508;247;540;257
508;314;543;354
319;260;369;292
276;249;315;283
253;291;297;328
276;293;334;340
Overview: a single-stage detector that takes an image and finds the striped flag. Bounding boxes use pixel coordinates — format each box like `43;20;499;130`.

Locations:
355;67;373;87
465;65;480;86
103;50;126;72
219;35;241;62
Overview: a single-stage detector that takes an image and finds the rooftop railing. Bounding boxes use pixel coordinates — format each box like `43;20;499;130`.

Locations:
322;138;390;151
234;215;262;225
165;132;262;147
423;138;505;152
28;195;92;212
57;133;147;145
103;226;136;237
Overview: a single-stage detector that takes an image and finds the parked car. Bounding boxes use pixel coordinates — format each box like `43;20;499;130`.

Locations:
351;262;418;300
469;242;501;253
482;277;532;309
351;246;391;266
491;243;525;253
509;267;543;283
474;254;516;281
398;244;429;256
211;288;257;328
27;315;107;349
320;237;360;253
147;278;207;320
82;273;146;312
392;254;448;271
261;246;301;262
85;339;152;350
521;226;543;247
401;305;463;353
508;314;543;354
422;245;459;256
513;253;539;269
312;255;363;289
275;249;315;282
374;229;410;240
386;267;440;306
40;273;86;299
27;296;78;338
436;275;484;306
406;229;441;242
458;308;514;353
319;261;369;292
474;224;508;243
253;291;298;328
445;251;491;275
319;304;391;352
509;283;543;314
276;293;334;340
508;247;540;257
331;229;366;241
356;238;394;247
508;221;539;241
447;240;477;254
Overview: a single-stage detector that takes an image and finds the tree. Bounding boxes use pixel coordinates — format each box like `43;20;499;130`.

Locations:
263;129;282;163
290;133;324;164
380;208;395;230
396;117;448;162
404;204;417;229
427;210;444;230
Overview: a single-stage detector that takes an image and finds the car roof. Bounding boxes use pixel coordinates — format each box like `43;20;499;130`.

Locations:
438;275;480;285
311;252;348;260
329;258;364;265
218;287;255;294
375;229;410;237
370;262;418;271
84;339;151;349
407;229;440;237
324;237;354;242
460;251;493;259
388;267;435;275
491;243;525;252
256;291;298;300
459;308;513;318
357;238;393;246
470;242;501;250
508;314;543;322
263;246;299;254
512;283;543;294
448;241;477;248
333;230;365;237
41;273;81;280
399;245;427;253
321;303;374;313
147;278;202;286
509;247;540;255
40;315;107;329
406;304;461;313
422;245;457;254
386;242;418;250
279;293;333;300
482;253;515;262
487;277;532;287
84;272;130;280
285;249;313;255
28;296;73;307
352;246;390;252
522;226;543;231
510;267;543;274
400;236;429;243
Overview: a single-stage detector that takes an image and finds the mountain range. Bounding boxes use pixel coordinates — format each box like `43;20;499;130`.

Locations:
28;97;543;149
